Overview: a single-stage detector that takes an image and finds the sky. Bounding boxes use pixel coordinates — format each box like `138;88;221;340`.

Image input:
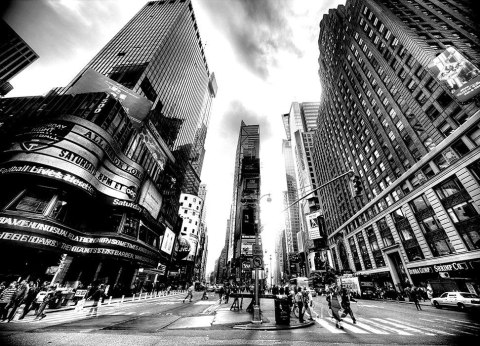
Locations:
3;0;345;275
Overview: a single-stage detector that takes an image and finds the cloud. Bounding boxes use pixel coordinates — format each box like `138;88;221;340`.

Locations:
219;100;273;141
200;0;301;80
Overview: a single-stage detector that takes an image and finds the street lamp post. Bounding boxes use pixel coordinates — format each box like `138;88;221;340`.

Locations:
252;193;271;324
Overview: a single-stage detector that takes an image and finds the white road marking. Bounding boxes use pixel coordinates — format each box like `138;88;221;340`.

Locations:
314;318;346;333
342;319;389;334
386;318;453;335
357;317;411;335
377;318;435;336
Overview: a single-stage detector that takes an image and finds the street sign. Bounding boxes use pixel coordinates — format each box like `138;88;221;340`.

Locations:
253;255;263;269
253;244;262;256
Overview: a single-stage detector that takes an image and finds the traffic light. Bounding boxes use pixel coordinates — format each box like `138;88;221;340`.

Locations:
350;174;363;197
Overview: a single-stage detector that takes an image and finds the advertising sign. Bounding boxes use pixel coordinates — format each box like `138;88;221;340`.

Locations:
138;179;162;219
160;227;175;255
67;69;152;127
4;114;144;201
0;215;158;266
428;47;480;102
306;211;321;240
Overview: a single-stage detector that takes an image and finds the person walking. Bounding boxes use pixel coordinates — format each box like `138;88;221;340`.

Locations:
86;284;107;317
19;281;39;320
224;284;231;304
328;286;344;329
341;288;356;324
34;286;56;321
218;285;225;303
183;284;194;303
295;287;305;323
0;282;17;321
7;280;29;322
304;287;319;320
411;287;422;311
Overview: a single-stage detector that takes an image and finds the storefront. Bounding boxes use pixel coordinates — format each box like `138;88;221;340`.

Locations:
408;259;480;297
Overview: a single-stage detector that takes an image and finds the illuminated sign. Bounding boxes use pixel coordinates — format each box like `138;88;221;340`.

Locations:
0;215;158;266
160;227;175;255
306;211;322;240
428;47;480;102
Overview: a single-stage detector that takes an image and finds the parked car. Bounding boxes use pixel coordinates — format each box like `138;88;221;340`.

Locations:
431;292;480;311
207;285;215;292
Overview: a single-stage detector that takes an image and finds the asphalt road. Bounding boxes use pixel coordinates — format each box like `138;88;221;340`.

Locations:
0;292;478;345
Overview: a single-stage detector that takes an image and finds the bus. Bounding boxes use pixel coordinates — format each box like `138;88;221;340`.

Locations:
289;277;310;288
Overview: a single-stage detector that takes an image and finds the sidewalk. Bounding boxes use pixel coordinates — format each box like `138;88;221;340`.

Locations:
213;297;315;330
370;297;432;306
42;290;185;315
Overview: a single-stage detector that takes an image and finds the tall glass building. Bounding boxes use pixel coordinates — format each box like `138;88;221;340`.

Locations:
0;19;38;96
67;0;217;196
313;0;480;296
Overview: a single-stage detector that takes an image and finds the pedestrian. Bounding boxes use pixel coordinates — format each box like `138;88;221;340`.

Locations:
201;286;208;300
183;284;194;303
294;287;305;323
86;284;107;317
411;287;422;311
6;280;29;322
304;287;319;320
218;285;225;303
19;281;39;319
0;282;17;321
341;288;356;324
34;286;56;321
328;286;344;329
224;285;231;304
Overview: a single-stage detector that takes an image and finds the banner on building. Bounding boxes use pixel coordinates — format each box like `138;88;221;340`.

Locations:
427;46;480;102
306;211;322;240
160;227;175;255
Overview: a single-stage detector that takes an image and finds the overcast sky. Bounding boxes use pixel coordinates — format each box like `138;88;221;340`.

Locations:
3;0;345;275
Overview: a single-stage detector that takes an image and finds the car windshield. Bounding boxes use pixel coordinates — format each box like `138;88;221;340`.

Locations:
460;293;479;298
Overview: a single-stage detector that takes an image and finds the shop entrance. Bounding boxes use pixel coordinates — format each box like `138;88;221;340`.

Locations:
386;251;411;291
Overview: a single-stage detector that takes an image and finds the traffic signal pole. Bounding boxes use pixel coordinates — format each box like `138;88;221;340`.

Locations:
283;170;354;212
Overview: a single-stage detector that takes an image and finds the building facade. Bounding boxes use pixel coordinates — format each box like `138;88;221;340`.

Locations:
229;121;261;284
313;0;480;296
0;19;38;96
282;102;322;279
0;0;215;293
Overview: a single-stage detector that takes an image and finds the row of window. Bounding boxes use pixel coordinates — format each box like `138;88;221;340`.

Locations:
343;171;480;272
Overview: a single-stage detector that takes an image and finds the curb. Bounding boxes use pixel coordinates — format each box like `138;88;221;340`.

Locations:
371;298;431;306
233;320;315;330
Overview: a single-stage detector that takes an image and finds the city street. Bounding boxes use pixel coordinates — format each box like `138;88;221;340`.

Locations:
0;292;478;345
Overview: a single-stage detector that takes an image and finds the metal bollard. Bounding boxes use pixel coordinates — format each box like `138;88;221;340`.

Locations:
132;294;135;302
121;295;124;304
108;296;112;305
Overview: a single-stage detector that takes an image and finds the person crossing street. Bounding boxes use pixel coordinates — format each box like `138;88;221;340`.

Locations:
183;284;194;303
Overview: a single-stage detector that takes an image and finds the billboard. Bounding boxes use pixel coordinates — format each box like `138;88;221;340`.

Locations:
160;227;175;255
3;114;144;201
306;211;322;240
67;69;152;127
428;47;480;102
138;179;162;219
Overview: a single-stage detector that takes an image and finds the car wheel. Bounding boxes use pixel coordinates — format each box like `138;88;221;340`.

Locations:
458;303;466;311
433;301;441;309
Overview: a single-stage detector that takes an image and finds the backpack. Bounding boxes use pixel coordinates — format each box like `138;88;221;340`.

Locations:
302;291;309;304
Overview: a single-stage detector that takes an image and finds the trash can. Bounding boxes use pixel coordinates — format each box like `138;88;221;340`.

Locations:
274;296;290;325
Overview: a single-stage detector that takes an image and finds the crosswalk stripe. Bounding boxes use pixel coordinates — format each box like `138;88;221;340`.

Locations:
357;317;411;335
314;318;346;333
448;319;480;330
342;319;389;334
376;318;434;336
339;321;369;334
386;318;453;336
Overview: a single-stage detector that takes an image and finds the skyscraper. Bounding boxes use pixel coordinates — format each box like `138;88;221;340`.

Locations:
229;121;261;283
282;102;320;278
0;19;38;96
67;0;217;196
314;0;480;296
